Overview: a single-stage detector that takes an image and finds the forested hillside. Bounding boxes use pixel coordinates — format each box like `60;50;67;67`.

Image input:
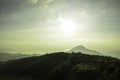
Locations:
0;52;120;80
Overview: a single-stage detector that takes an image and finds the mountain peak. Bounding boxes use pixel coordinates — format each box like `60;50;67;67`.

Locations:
74;45;86;49
67;45;102;55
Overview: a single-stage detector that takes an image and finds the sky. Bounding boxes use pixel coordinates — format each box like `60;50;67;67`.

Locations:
0;0;120;56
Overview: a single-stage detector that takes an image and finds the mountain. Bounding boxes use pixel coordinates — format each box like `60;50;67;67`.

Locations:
0;52;120;80
67;45;103;55
0;52;38;61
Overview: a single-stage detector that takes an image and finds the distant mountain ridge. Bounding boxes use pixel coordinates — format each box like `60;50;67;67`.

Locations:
0;46;103;61
0;52;38;61
67;45;103;55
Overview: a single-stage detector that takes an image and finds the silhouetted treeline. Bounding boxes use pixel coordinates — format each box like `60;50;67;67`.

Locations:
0;52;120;80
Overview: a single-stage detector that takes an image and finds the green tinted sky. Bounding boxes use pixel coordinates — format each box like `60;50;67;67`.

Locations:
0;0;120;56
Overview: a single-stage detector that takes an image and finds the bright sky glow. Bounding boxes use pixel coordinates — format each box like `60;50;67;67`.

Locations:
59;17;77;36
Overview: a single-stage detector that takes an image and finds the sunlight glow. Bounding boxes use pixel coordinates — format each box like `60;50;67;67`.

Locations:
59;16;76;36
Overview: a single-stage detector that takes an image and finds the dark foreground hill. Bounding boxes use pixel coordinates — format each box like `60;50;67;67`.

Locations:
0;52;120;80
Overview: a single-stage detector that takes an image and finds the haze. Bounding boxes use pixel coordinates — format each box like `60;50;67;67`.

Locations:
0;0;120;57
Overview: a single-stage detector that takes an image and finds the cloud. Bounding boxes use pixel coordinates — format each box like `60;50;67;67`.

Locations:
0;0;55;13
26;0;54;8
27;0;38;4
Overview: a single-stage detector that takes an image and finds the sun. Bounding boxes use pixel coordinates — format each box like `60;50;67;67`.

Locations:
59;17;76;36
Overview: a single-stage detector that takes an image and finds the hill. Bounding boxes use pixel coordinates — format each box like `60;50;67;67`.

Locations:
0;52;120;80
0;52;39;61
67;45;103;55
